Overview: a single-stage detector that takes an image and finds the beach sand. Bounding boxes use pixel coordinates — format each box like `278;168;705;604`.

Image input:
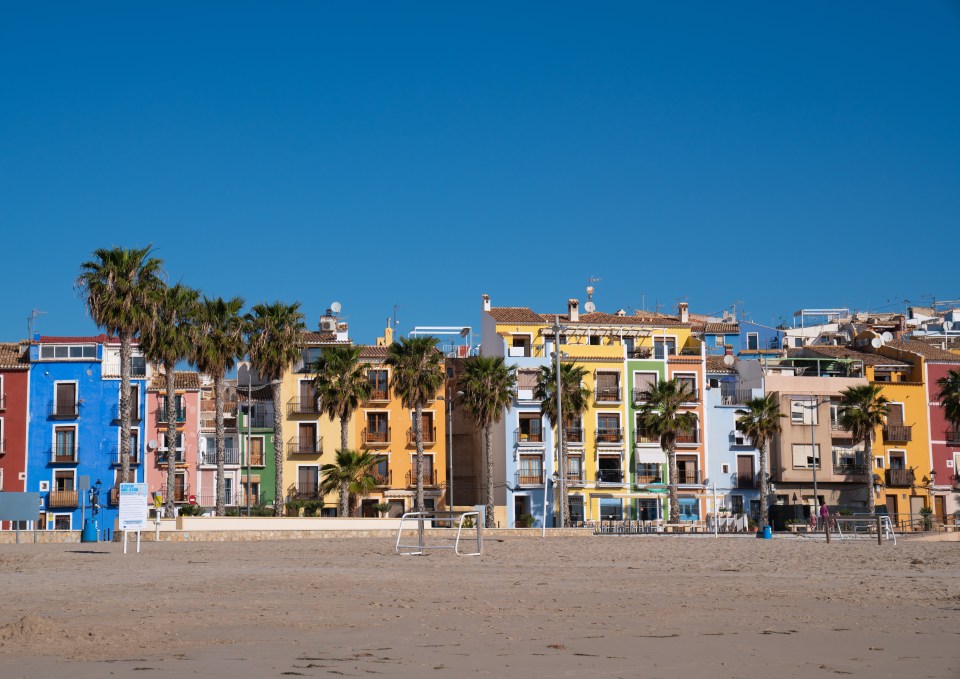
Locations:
0;535;958;678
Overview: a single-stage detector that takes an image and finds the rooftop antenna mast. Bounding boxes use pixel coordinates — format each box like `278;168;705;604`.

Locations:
393;304;399;334
585;276;601;313
27;309;46;340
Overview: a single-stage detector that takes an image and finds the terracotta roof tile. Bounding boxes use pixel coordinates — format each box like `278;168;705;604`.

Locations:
488;307;547;323
302;331;349;344
884;339;960;363
149;371;202;391
38;334;112;344
705;355;736;374
697;323;740;334
359;346;390;359
0;342;28;370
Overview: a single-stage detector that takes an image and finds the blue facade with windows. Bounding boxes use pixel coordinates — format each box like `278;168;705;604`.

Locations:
27;336;147;532
738;321;784;354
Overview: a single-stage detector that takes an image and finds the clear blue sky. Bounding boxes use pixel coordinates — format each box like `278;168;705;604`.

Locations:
2;2;958;343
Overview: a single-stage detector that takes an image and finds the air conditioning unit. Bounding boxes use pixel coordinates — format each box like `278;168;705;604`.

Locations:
39;481;50;491
320;316;336;332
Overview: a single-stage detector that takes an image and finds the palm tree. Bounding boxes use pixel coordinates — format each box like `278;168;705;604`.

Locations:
385;336;445;513
838;384;890;514
76;246;163;483
534;362;589;527
938;369;960;444
459;356;517;527
245;302;306;516
312;345;371;452
636;379;698;522
736;394;784;529
321;448;380;516
193;296;246;516
140;283;200;518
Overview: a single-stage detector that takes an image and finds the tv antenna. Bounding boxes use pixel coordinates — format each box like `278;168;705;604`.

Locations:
27;309;46;339
585;277;600;313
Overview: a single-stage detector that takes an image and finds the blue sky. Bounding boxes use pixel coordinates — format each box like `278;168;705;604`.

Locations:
2;2;958;343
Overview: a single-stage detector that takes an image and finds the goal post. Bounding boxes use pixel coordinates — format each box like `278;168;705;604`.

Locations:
395;510;483;556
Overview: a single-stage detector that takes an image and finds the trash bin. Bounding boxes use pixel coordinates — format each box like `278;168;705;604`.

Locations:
761;525;772;539
80;520;98;543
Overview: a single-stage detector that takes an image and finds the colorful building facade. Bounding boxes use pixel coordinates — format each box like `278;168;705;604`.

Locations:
0;342;29;528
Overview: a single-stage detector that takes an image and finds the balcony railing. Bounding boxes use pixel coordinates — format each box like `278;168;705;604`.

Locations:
156;406;187;423
114;405;142;422
565;427;584;444
515;427;543;445
653;347;676;360
244;414;273;428
595;386;622;403
287;437;323;456
679;346;702;356
736;473;758;489
156;450;187;465
886;468;914;487
290;484;322;501
407;427;436;446
51;447;78;464
676;469;702;485
516;469;544;485
564;468;585;485
195;492;245;507
945;430;960;445
833;463;868;476
596;428;623;444
362;427;391;445
596;468;625;484
101;360;147;378
627;347;652;359
405;469;439;487
286;400;321;416
635;472;662;485
109;445;140;466
679;388;700;403
199;448;241;465
247;451;265;466
720;389;752;406
367;388;390;402
48;490;79;508
50;401;79;418
830;421;853;436
883;425;912;443
371;469;392;486
632;388;651;404
676;430;700;445
635;430;659;445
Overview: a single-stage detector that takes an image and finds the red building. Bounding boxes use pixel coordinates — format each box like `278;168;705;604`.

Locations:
0;342;29;528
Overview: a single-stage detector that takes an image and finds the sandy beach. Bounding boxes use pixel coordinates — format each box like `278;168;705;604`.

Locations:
0;535;958;678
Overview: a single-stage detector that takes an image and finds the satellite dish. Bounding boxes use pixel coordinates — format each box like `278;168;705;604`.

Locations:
871;338;882;348
583;301;596;313
881;332;893;342
723;354;735;366
147;439;158;451
330;301;342;315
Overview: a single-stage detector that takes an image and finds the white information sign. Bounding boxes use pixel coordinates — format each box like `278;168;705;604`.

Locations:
119;483;149;531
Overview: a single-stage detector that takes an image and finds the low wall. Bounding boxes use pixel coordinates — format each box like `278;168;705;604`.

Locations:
0;530;82;544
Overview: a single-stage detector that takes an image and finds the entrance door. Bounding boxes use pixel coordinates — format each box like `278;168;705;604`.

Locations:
934;496;946;524
886;495;899;526
737;456;755;488
514;496;529;526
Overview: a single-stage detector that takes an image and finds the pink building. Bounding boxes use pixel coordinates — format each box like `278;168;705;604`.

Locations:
145;371;201;505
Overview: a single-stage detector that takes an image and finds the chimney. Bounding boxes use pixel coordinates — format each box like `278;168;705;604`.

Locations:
568;298;579;323
482;293;491;312
678;302;689;323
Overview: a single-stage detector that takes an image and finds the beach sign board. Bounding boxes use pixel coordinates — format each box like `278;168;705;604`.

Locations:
119;483;149;531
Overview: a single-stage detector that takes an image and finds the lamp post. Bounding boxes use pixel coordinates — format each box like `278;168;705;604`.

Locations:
440;389;464;513
798;396;830;512
551;317;569;528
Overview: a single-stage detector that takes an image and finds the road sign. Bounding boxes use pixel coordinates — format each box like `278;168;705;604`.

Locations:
188;494;197;505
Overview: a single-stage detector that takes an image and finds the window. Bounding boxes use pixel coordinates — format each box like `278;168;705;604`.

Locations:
54;427;76;462
599;499;622;520
568;496;585;523
131;355;147;377
794;338;803;348
54;515;71;530
792;443;821;469
636;463;660;483
638;498;659;521
248;437;265;466
298;381;316;410
677;456;699;484
566;454;583;481
174;472;187;502
597;454;623;483
790;399;818;425
509;336;531;357
721;463;730;474
40;345;96;360
595;372;620;401
373;456;389;484
160;432;184;450
746;333;759;351
518;414;542;443
223;477;234;503
516;370;538;399
54;469;75;491
597;413;620;442
678;497;699;520
519;455;543;484
675;375;696;400
715;334;724;347
411;411;434;442
565;416;583;443
654;338;676;359
368;370;389;399
366;413;389;443
730;495;745;514
888;451;906;470
633;372;657;401
244;481;260;505
54;382;77;417
129;428;140;463
297;423;318;453
297;466;319;497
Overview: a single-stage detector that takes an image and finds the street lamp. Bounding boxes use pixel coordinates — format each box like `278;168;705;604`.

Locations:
550;316;569;528
796;396;830;511
438;390;464;512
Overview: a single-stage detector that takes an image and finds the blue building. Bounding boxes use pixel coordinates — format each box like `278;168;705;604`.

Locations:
738;320;784;355
27;335;148;531
696;321;741;356
704;356;762;519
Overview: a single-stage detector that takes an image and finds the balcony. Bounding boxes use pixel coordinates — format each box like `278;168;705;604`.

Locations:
676;430;700;446
245;414;273;428
595;386;622;403
108;487;120;506
833;463;869;476
155;406;187;423
830;421;853;437
516;469;544;486
596;428;623;444
632;388;650;404
407;427;436;446
371;469;392;486
48;490;79;508
676;469;702;485
50;401;78;419
627;347;652;359
109;445;141;466
886;468;914;487
114;405;142;423
405;469;439;487
286;400;321;417
101;360;147;378
736;473;758;489
367;388;390;402
564;468;586;486
635;430;659;446
247;451;265;467
635;471;662;485
50;447;78;464
515;427;544;446
679;388;700;403
720;389;752;406
883;425;912;443
564;427;584;444
287;437;323;456
362;427;391;446
679;345;702;357
199;448;241;465
290;484;322;501
156;450;187;465
946;430;960;445
596;468;625;484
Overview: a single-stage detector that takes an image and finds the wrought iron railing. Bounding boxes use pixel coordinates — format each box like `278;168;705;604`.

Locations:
405;469;439;487
362;427;391;445
50;401;78;418
199;448;241;465
516;469;544;485
286;400;321;416
286;437;323;456
885;468;914;487
48;490;79;508
514;427;543;445
596;428;623;444
596;468;624;484
883;425;912;443
595;386;622;402
407;427;436;445
50;446;78;463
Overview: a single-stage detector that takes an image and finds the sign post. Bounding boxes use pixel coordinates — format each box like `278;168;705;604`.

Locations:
119;483;149;554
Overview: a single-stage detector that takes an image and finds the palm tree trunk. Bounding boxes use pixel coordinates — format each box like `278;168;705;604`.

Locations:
758;440;769;528
484;423;494;528
119;332;133;484
164;360;177;518
558;424;568;528
864;435;875;514
340;479;349;517
215;372;225;516
272;382;284;517
340;410;349;453
414;402;425;512
667;443;679;521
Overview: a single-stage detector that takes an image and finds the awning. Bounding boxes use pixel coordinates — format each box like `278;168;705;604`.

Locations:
634;449;665;464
